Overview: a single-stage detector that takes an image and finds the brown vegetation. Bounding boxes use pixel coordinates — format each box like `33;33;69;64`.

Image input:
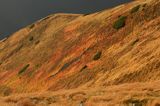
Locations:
0;0;159;105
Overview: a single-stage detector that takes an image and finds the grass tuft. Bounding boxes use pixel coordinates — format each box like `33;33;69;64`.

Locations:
93;51;102;60
130;5;140;13
18;64;30;75
113;16;127;30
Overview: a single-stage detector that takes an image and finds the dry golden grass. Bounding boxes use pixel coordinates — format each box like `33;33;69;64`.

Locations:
0;0;160;105
0;80;160;105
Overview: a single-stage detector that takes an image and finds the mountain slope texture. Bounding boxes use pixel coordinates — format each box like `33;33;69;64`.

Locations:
0;0;160;105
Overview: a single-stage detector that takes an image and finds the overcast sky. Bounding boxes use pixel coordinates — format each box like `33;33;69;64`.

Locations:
0;0;131;40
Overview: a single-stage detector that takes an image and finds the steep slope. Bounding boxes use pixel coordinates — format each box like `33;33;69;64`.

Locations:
0;0;160;105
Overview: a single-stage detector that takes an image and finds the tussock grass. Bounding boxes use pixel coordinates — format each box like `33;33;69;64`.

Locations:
130;5;140;14
93;51;102;60
113;16;127;30
18;64;30;75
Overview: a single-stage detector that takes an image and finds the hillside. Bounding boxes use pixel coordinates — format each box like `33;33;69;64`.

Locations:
0;0;160;105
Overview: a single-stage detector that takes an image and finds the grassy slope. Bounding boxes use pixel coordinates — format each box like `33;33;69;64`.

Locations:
0;0;160;105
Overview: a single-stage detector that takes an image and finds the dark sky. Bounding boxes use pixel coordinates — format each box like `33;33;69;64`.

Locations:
0;0;131;40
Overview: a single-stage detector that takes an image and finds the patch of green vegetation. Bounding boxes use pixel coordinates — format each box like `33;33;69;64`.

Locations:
93;51;102;60
60;63;71;72
130;5;140;13
60;57;80;72
27;64;41;77
113;16;127;30
35;64;41;68
18;64;30;75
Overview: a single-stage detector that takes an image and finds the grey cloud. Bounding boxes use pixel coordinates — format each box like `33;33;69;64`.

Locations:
0;0;131;39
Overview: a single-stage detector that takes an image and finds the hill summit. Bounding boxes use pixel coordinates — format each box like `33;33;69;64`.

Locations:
0;0;160;105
